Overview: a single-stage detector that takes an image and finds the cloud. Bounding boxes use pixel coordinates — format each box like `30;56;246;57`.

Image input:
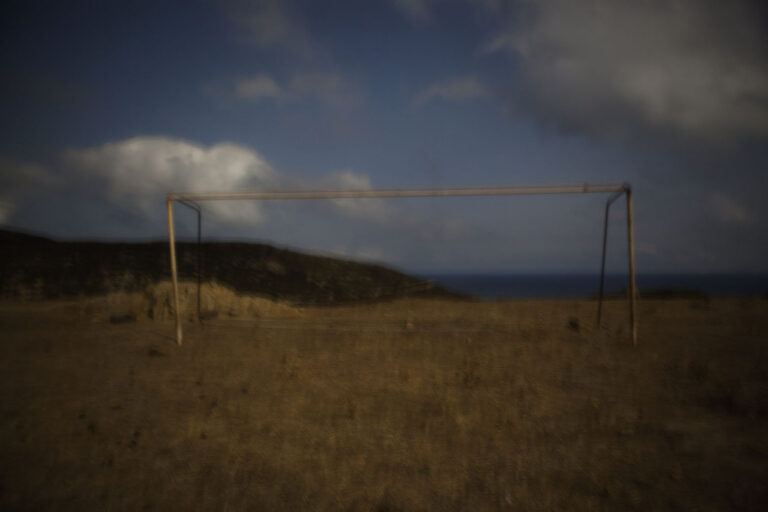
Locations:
710;194;751;224
320;170;393;224
63;136;278;225
392;0;504;23
234;71;360;106
234;74;286;101
486;0;768;142
221;0;321;57
393;0;432;23
415;76;489;106
58;137;392;234
0;199;14;224
4;136;416;241
0;157;61;225
0;156;60;189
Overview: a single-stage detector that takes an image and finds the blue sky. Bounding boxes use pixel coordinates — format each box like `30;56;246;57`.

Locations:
1;0;767;274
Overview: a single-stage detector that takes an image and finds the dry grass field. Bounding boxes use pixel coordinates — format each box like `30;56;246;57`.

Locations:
1;295;767;511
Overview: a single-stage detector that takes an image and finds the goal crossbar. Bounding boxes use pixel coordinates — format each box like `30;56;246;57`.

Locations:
167;183;637;345
169;183;627;202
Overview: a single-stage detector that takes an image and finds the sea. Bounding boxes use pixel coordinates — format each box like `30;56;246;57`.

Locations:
419;273;768;300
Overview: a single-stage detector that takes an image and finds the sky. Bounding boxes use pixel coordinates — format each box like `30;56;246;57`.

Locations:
1;0;767;274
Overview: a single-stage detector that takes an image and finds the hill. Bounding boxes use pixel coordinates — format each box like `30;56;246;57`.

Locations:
0;228;456;304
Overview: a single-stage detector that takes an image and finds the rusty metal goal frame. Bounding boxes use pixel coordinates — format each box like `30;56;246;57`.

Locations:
167;183;637;346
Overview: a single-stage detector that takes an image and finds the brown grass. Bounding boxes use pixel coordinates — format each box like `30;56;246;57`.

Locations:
77;281;300;322
0;296;767;510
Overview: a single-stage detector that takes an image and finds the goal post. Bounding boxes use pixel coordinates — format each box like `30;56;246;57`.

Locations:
166;183;637;346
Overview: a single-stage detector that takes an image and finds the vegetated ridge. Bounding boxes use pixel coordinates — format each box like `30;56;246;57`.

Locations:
0;228;457;304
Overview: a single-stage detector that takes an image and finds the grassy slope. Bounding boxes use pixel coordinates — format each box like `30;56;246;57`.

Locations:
0;297;766;511
0;229;453;304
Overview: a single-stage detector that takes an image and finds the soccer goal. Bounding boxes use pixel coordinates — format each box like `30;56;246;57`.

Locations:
166;183;637;346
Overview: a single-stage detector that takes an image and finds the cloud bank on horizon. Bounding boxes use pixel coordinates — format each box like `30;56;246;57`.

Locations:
0;0;766;272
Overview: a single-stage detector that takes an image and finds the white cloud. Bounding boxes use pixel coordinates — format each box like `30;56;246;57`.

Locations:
235;73;285;101
320;170;393;224
221;0;321;57
0;157;61;225
324;169;373;191
64;136;278;225
415;76;489;106
710;194;751;224
393;0;432;23
59;137;394;232
234;71;359;106
314;170;476;247
487;0;768;141
392;0;504;23
0;156;60;189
